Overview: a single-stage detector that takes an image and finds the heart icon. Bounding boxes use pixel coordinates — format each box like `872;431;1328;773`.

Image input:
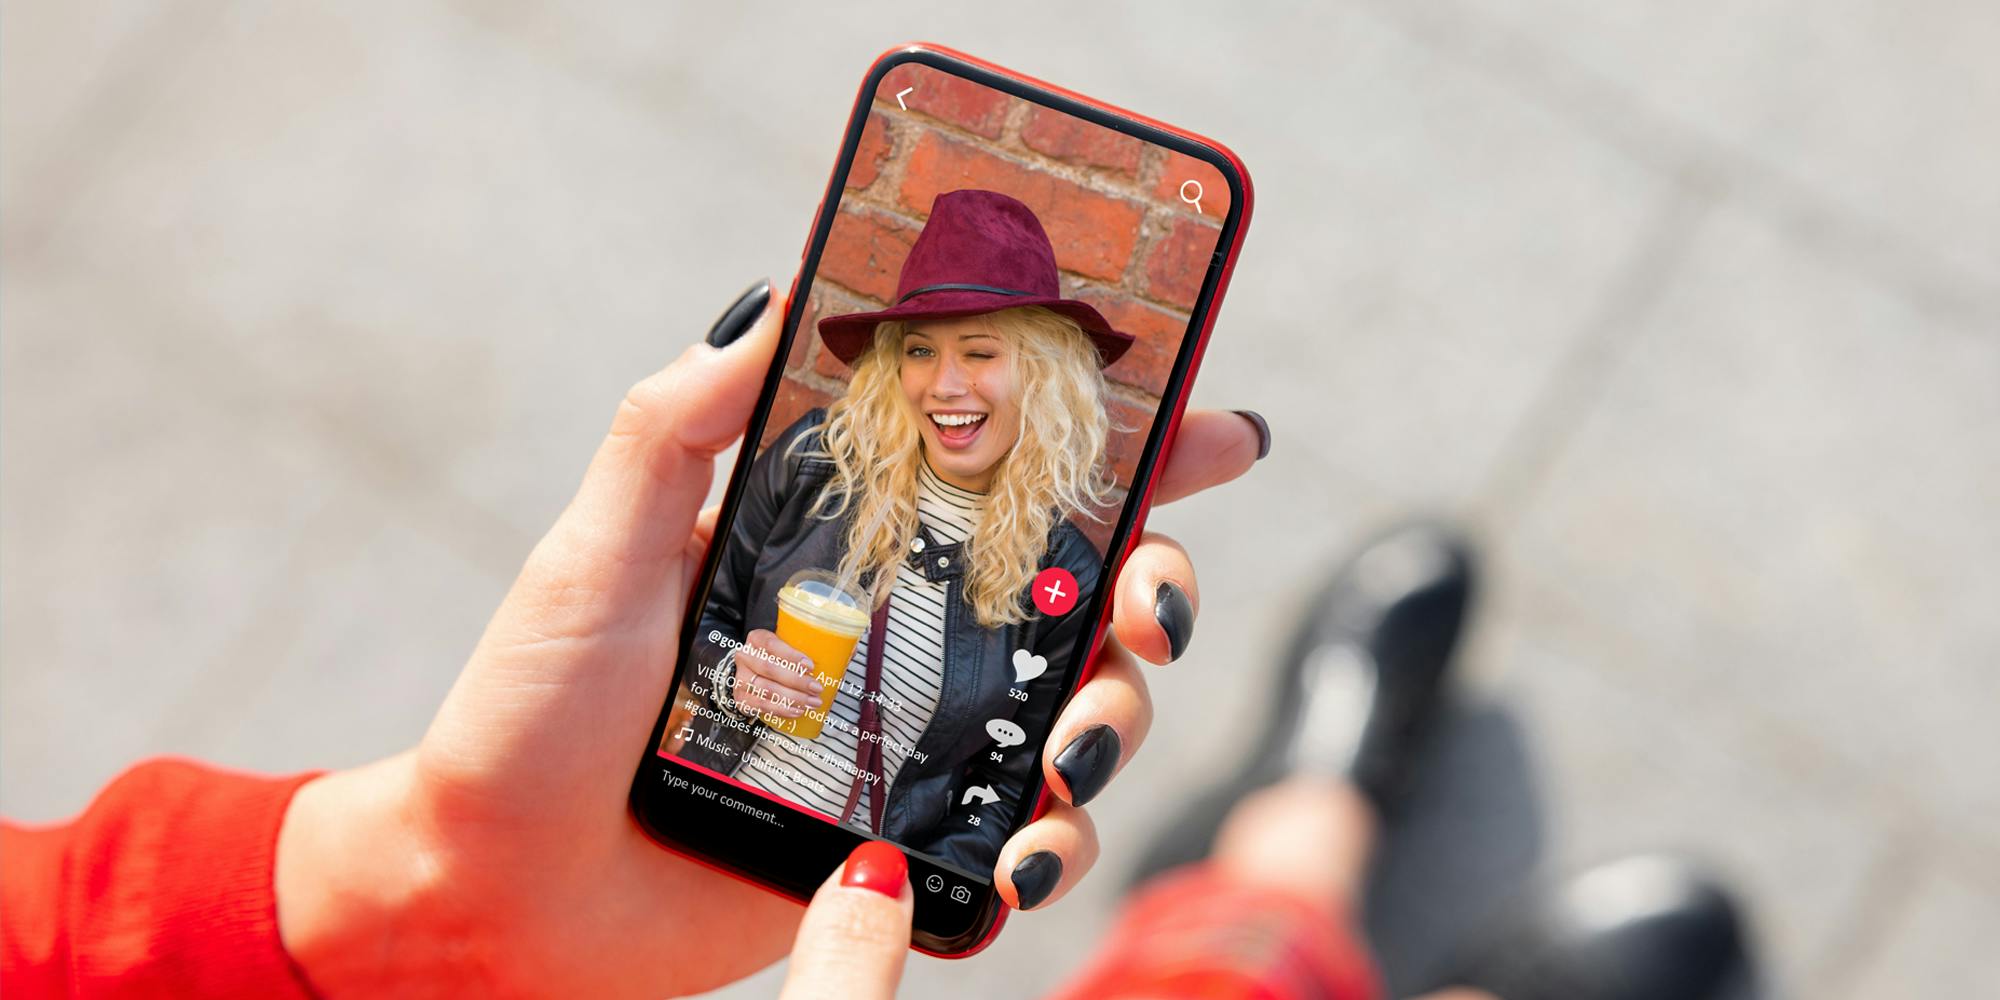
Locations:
1011;648;1048;684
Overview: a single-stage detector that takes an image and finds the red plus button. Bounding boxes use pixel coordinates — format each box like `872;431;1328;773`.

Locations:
1031;568;1079;616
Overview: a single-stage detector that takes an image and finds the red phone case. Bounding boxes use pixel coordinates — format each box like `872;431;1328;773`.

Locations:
651;41;1254;960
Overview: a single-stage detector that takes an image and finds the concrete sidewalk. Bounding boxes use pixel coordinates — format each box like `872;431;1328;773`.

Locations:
5;3;1995;996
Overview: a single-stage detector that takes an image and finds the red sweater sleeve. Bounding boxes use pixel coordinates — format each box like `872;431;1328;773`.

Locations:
2;758;323;999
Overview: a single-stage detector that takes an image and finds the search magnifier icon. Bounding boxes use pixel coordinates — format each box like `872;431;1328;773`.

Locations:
1178;179;1204;215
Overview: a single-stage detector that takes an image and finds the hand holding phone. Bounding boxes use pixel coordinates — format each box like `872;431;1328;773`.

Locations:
278;290;1262;994
781;843;919;1000
636;44;1255;955
275;43;1258;995
731;629;822;719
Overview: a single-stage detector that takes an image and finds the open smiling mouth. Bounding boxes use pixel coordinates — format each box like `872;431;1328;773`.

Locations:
929;412;987;448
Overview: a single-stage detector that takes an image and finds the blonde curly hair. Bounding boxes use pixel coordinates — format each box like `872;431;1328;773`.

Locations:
797;306;1114;628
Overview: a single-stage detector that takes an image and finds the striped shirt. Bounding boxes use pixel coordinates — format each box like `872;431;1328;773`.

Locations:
733;460;984;825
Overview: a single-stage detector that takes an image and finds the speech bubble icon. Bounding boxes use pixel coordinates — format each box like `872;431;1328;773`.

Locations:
1011;648;1048;684
986;718;1027;748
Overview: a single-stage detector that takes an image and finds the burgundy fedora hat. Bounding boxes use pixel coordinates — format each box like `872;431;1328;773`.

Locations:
816;189;1135;368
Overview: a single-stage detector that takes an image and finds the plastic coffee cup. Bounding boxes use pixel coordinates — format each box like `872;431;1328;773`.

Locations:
767;570;869;739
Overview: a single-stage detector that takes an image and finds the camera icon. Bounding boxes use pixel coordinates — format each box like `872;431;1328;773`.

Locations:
949;885;971;904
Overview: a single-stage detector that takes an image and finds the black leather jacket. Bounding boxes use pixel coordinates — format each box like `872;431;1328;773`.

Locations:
678;410;1102;873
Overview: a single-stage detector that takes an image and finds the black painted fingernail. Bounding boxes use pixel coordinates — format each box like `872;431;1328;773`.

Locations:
1010;851;1063;910
1232;409;1271;460
705;279;771;348
1155;580;1193;661
1052;725;1121;807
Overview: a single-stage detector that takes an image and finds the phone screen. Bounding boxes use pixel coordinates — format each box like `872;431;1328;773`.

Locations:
638;48;1244;950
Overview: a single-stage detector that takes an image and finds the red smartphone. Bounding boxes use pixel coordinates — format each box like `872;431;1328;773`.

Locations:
630;42;1252;956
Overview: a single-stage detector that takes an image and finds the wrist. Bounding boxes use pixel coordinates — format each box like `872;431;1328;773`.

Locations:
715;650;756;719
275;753;493;994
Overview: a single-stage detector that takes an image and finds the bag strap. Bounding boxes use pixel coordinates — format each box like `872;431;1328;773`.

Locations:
840;597;891;833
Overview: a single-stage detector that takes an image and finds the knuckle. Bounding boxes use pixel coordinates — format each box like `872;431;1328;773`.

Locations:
817;900;907;952
610;370;680;441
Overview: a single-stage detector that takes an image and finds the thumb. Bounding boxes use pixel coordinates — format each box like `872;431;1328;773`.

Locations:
420;279;783;809
781;842;915;1000
519;278;783;619
482;277;781;653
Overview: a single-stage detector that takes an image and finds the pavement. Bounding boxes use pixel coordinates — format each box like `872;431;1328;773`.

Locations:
4;3;1996;997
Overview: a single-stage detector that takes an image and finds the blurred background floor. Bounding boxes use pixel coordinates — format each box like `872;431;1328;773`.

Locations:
4;3;1996;997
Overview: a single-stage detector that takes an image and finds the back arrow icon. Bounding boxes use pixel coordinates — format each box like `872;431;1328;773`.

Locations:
895;87;914;110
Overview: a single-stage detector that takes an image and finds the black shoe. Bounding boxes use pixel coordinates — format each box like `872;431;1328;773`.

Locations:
1439;854;1757;1000
1129;522;1477;884
1267;520;1477;810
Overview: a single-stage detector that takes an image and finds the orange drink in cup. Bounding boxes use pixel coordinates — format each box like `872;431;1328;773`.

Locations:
768;570;870;739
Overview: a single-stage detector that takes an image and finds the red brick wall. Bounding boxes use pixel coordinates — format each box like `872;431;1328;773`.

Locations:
765;63;1229;553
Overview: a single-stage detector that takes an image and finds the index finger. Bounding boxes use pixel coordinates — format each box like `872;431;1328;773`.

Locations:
780;844;914;1000
749;633;818;680
1150;409;1267;506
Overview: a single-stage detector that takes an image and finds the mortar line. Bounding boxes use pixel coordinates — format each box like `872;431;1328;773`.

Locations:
49;249;536;583
1508;564;2000;887
145;498;383;754
1;0;236;262
1475;181;1712;528
1808;828;1929;999
1354;0;2000;327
